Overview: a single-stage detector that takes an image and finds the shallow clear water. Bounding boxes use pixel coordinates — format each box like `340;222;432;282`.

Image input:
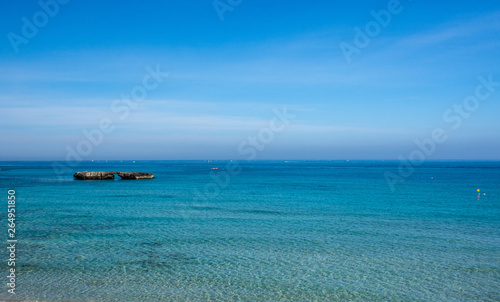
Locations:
0;160;499;301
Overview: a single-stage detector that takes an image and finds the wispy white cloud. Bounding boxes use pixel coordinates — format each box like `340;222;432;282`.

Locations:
0;102;408;138
394;11;500;49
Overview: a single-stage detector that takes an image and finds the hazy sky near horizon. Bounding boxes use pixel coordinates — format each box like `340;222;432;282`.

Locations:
1;0;499;160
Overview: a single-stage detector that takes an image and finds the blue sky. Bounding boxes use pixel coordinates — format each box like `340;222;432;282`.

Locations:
1;0;499;160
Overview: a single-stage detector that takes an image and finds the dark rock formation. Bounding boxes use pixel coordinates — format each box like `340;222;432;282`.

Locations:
73;171;116;180
73;171;154;180
117;172;154;179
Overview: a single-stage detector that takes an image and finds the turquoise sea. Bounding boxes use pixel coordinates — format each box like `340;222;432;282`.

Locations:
0;160;499;301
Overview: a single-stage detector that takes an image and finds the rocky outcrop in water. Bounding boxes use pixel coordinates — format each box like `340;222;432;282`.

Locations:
116;172;154;179
74;171;116;180
73;171;154;180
